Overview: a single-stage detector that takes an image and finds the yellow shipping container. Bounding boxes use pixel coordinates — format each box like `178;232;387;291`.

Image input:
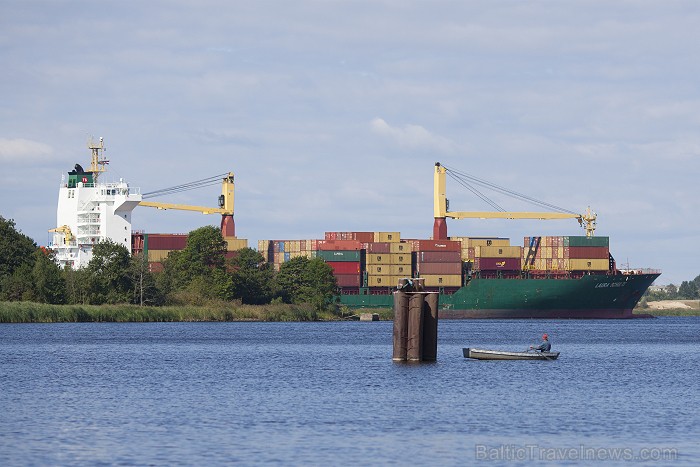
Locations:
391;265;411;276
366;264;410;276
367;265;391;275
389;242;412;253
366;253;411;265
374;231;401;243
366;254;391;265
367;275;403;287
421;275;462;287
452;237;510;248
476;246;522;258
569;259;609;271
147;249;172;263
225;237;248;251
257;240;270;252
460;248;475;261
392;253;411;265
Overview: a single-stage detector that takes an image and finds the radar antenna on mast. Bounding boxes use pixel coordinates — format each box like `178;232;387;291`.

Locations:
87;136;109;182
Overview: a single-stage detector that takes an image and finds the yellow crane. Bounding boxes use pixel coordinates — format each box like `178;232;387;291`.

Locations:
138;172;245;249
48;225;75;244
139;172;235;216
433;162;597;240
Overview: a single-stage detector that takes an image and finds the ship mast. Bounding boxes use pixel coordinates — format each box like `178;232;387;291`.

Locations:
88;136;109;183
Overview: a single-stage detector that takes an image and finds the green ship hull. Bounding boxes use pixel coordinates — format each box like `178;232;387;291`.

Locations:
338;272;660;319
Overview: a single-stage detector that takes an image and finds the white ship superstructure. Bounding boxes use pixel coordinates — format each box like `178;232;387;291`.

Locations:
50;138;142;269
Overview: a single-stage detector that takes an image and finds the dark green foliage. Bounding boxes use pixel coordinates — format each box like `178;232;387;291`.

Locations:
229;247;274;304
159;226;231;303
678;276;700;299
0;216;37;279
275;256;337;311
130;254;164;306
86;240;134;304
0;301;336;323
0;216;38;300
31;248;66;304
644;275;700;301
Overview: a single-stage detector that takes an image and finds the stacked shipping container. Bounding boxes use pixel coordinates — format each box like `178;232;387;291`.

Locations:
257;239;319;271
131;233;188;273
450;237;511;262
523;236;611;272
364;240;412;287
409;240;462;287
317;239;362;287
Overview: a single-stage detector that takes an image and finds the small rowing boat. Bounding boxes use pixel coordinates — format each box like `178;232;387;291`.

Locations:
463;348;560;360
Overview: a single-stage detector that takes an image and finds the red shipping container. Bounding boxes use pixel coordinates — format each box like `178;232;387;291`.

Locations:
416;262;462;275
147;233;188;250
474;257;521;271
366;242;391;254
409;239;461;252
352;232;375;243
416;251;462;263
335;274;361;287
328;261;361;274
317;240;362;251
567;246;609;259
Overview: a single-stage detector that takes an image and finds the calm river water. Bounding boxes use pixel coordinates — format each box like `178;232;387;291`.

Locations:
1;318;698;465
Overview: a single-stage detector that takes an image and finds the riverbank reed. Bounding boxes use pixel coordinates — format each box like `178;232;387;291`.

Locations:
0;301;337;323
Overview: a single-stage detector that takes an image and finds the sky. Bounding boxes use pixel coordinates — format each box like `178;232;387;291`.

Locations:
1;0;699;286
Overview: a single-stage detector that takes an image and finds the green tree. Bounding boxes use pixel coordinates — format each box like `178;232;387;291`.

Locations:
229;247;274;304
130;253;164;306
275;256;337;310
1;263;34;301
63;266;90;304
31;248;66;304
678;280;699;299
0;216;38;299
159;226;231;303
86;240;133;304
664;284;678;299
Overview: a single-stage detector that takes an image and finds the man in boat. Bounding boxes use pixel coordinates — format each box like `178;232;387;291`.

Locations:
530;334;551;352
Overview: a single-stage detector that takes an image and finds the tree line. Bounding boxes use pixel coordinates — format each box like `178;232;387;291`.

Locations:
0;216;338;311
645;277;700;301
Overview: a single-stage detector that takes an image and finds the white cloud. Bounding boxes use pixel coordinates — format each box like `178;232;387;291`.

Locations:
370;118;455;153
0;138;53;164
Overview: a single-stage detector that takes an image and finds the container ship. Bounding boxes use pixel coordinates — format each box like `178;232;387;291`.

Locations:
49;141;659;319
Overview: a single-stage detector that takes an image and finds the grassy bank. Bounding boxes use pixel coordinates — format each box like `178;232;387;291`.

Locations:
0;301;341;323
634;300;700;317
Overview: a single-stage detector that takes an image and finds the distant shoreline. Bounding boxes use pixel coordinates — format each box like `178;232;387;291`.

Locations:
0;302;340;323
3;300;699;323
634;300;700;317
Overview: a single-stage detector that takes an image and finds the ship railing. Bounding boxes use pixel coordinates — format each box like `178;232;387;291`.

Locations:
620;268;662;275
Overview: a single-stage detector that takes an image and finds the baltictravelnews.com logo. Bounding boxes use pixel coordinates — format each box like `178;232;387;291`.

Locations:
474;444;678;462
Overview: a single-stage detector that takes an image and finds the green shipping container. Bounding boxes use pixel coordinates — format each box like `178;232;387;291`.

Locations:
564;236;609;247
317;250;362;262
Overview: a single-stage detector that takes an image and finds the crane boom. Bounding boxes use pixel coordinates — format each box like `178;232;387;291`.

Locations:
434;162;597;237
137;201;228;214
138;172;235;215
